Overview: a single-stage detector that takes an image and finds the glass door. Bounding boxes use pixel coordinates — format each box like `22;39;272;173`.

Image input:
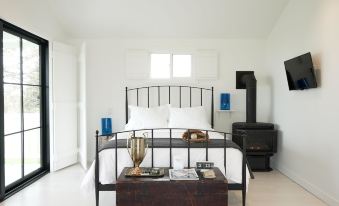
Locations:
0;20;49;201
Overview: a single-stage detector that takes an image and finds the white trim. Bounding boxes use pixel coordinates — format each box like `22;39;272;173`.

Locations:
49;44;55;172
275;164;339;206
78;148;87;170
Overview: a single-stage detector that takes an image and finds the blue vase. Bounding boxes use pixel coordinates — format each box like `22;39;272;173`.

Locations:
220;93;230;110
101;118;112;135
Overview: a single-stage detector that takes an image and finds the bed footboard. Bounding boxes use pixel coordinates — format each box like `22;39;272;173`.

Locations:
94;129;249;206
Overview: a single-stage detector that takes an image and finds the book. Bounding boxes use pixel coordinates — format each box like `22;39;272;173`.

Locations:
169;169;199;181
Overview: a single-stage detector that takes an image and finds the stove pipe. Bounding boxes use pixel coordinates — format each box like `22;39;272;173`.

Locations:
241;74;257;123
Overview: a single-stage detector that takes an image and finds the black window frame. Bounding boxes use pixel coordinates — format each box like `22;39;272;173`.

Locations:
0;19;50;202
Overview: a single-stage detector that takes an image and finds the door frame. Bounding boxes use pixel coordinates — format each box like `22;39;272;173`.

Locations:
0;19;50;201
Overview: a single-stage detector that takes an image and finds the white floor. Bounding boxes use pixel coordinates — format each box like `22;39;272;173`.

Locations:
0;164;327;206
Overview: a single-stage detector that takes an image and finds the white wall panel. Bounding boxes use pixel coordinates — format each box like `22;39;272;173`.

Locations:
125;50;149;79
51;42;78;171
194;50;218;80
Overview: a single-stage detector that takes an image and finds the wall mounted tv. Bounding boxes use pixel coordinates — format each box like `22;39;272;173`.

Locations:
284;52;317;90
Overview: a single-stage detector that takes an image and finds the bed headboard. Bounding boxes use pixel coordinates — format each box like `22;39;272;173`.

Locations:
125;85;214;128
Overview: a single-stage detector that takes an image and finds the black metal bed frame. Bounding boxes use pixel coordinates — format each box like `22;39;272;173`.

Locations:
94;85;248;206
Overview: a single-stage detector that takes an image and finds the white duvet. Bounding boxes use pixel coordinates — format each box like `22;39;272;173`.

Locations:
81;130;250;191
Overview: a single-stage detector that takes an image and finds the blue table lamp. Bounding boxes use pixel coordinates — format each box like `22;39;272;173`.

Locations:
220;93;230;110
101;118;112;135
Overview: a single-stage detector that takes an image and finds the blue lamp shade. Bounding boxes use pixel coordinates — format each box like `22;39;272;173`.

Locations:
220;93;230;110
101;118;112;135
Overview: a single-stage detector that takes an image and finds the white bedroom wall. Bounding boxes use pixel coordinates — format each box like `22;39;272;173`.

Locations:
266;0;339;205
83;38;271;162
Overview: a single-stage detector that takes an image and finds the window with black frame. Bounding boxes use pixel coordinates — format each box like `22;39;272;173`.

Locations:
0;20;49;201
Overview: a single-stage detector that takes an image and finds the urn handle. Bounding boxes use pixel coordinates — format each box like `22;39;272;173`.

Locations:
127;134;132;158
142;132;149;158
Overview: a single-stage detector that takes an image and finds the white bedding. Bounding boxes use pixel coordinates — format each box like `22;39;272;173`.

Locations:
81;130;250;191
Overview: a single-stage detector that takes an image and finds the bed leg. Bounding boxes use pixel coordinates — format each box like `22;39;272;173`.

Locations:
242;188;246;206
95;188;99;206
95;130;100;206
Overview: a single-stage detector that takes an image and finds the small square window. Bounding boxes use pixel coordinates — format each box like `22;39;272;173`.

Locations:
150;53;192;79
150;54;170;79
173;55;191;78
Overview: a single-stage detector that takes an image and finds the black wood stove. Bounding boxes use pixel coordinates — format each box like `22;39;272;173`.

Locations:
233;71;277;171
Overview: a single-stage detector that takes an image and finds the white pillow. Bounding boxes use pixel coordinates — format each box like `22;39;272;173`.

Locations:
125;105;170;130
168;106;212;130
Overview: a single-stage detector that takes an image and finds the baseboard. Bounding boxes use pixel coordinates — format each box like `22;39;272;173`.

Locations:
275;164;339;206
52;151;78;171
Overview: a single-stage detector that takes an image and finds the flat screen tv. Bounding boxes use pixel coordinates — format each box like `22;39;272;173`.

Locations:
284;52;317;90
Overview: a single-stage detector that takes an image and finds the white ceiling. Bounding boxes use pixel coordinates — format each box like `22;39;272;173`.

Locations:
47;0;289;38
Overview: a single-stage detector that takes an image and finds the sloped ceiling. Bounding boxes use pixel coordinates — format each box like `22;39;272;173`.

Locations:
47;0;289;38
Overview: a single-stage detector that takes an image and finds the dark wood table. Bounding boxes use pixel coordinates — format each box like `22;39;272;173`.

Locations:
116;167;228;206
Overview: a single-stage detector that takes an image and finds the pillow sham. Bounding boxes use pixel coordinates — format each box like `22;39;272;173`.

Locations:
125;104;170;130
168;106;212;130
